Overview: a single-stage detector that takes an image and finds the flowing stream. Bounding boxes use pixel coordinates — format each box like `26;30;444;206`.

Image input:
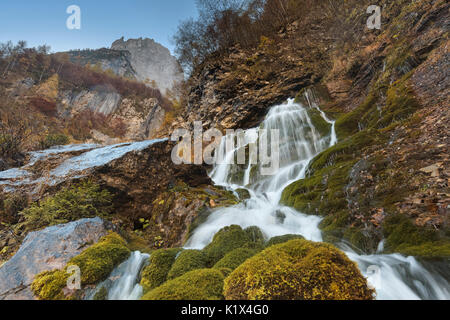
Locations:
104;97;449;300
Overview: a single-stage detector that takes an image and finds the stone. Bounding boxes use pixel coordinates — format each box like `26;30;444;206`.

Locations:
0;217;113;300
111;37;184;94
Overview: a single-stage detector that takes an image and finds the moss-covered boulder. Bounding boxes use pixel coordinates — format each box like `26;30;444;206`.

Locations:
140;248;182;293
202;225;263;266
31;269;71;300
213;248;259;271
224;239;374;300
167;250;208;280
244;226;265;248
142;268;226;300
31;232;130;300
265;234;304;248
68;233;130;285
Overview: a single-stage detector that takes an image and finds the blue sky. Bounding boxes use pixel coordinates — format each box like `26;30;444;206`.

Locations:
0;0;198;54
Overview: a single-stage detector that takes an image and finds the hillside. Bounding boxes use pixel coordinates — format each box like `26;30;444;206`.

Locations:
0;0;449;301
0;45;171;169
66;38;184;95
171;0;450;258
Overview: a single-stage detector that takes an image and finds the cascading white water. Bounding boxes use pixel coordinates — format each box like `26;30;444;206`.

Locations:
186;99;330;248
87;251;149;300
186;97;450;300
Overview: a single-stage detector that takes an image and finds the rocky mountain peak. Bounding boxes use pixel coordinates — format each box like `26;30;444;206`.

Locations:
111;37;184;94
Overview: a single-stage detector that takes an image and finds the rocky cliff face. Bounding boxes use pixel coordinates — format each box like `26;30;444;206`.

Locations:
67;38;184;95
67;48;137;79
58;89;165;141
111;37;184;94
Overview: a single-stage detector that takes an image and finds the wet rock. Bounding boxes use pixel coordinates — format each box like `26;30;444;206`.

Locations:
0;217;113;300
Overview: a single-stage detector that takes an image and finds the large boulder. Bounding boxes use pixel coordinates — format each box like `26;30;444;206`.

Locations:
224;239;375;300
0;217;113;300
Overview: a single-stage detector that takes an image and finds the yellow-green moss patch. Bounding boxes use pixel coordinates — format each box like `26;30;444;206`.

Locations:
265;234;304;248
224;239;374;300
167;249;208;280
142;268;226;300
67;232;130;285
140;248;182;293
202;225;262;266
213;248;259;271
383;214;450;259
31;232;129;300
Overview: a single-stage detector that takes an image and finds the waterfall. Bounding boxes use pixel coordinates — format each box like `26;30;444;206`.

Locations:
102;97;448;300
186;99;331;248
87;251;149;300
185;97;450;300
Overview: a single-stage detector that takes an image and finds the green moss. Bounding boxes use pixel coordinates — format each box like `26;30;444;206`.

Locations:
235;188;251;200
319;211;351;245
306;108;332;137
397;242;450;259
167;250;208;280
335;92;378;140
202;225;260;266
379;73;419;128
224;239;374;300
67;233;130;285
93;286;108;300
125;233;152;254
31;270;69;300
265;234;304;248
31;232;129;300
309;129;383;173
142;268;226;300
140;248;182;293
40;133;70;149
244;226;265;247
383;214;450;258
281;160;356;215
213;248;259;271
20;180;113;232
335;71;419;141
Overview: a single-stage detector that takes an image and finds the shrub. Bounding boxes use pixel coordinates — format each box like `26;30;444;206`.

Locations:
40;133;69;149
20;180;113;231
167;250;208;280
32;233;130;300
93;286;108;300
29;96;57;117
0;101;32;159
0;192;29;224
202;225;261;266
224;239;374;300
142;268;226;300
140;248;182;293
213;248;259;271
